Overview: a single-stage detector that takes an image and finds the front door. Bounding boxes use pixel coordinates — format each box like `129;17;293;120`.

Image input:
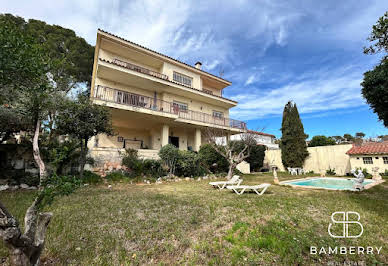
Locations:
169;136;179;148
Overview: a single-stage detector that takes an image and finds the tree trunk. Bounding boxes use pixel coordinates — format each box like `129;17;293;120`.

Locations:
0;200;52;266
32;119;46;183
79;139;87;178
227;163;236;179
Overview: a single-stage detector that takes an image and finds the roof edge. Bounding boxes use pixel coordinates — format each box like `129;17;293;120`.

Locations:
97;29;232;85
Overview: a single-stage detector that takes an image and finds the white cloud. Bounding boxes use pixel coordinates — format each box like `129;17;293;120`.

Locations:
230;65;366;120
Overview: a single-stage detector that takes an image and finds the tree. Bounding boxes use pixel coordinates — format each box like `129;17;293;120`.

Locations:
1;14;94;92
363;11;388;57
280;101;309;168
361;11;388;127
343;134;355;142
355;132;366;138
361;61;388;127
204;128;256;179
308;135;336;147
0;18;61;265
56;95;113;177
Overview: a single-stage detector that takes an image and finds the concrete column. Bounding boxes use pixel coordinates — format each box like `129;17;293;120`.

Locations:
161;124;169;147
194;128;201;151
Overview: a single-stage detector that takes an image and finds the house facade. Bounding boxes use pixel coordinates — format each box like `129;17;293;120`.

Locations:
230;130;279;149
346;141;388;173
88;29;246;164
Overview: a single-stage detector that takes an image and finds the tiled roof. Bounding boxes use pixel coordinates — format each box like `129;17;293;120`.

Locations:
98;29;232;84
247;130;276;138
346;141;388;155
99;58;237;104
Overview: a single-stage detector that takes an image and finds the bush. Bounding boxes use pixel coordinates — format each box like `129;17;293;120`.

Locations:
105;171;128;182
19;173;40;186
122;149;166;178
159;144;181;175
326;168;336;175
176;151;206;177
382;169;388;177
362;168;372;178
142;159;166;178
198;144;229;174
82;170;102;184
39;175;83;207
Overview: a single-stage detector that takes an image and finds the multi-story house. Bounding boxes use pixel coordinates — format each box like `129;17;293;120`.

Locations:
88;29;246;163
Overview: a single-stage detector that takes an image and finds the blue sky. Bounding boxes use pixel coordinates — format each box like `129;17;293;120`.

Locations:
2;0;387;138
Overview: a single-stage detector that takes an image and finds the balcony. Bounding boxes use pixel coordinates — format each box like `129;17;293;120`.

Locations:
93;85;246;130
112;58;169;80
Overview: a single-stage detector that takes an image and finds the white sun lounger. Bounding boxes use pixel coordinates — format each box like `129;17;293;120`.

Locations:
226;183;271;195
209;175;241;189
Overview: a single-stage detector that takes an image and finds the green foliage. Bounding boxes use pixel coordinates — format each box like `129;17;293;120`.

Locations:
326;168;336;176
382;169;388;177
105;171;128;182
38;175;82;208
41;138;81;175
343;133;355;142
122;149;166;178
280;101;309;168
19;174;40;187
231;140;266;172
361;60;388;127
362;12;388;127
56;94;113;177
0;13;94;92
308;135;336;147
198;144;229;173
0;106;31;142
363;11;388;56
82;170;102;184
362;168;372;178
159;144;181;175
176;151;206;177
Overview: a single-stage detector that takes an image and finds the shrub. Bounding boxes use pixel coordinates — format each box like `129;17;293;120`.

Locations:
382;169;388;177
82;170;102;184
159;144;181;175
142;159;166;178
105;171;128;182
122;149;166;178
362;168;372;178
176;150;206;177
19;173;40;186
326;168;336;175
198;144;229;173
39;175;83;207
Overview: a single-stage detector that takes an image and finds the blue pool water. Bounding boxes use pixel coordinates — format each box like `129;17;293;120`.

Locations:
281;178;374;190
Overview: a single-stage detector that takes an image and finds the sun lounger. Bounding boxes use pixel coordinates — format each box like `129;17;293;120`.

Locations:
209;175;241;189
226;183;271;195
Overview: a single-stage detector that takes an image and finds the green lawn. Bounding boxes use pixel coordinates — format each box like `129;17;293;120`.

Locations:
1;173;387;265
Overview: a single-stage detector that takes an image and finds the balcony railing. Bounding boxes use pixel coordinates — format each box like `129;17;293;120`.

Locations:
93;85;246;130
112;58;169;80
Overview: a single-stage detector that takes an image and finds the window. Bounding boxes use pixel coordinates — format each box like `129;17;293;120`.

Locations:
363;157;373;164
173;101;188;112
173;72;193;87
213;111;224;119
383;157;388;164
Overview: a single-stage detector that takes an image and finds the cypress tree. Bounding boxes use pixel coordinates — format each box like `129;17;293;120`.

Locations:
280;101;309;168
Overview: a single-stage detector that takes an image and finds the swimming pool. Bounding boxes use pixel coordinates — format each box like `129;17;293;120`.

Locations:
280;177;382;191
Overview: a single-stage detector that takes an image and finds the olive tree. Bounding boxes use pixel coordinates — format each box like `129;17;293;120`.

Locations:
204;128;256;179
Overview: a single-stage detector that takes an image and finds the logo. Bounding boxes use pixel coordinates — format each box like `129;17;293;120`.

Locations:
328;211;363;238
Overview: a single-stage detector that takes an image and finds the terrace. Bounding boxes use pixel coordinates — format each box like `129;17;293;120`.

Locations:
92;85;247;130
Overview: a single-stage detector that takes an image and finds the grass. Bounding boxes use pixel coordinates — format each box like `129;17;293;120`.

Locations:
0;173;387;265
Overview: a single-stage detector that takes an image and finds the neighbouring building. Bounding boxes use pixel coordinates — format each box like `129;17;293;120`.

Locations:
346;141;388;173
88;29;246;165
230;130;279;149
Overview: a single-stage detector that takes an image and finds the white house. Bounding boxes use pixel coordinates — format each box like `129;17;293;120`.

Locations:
230;130;279;149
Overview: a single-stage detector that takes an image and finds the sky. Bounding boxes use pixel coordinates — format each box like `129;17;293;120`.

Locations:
2;0;388;138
